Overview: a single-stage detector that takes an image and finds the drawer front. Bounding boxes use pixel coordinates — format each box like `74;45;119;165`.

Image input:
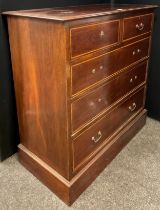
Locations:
123;14;153;40
71;38;150;95
71;20;120;57
73;87;145;170
71;61;147;132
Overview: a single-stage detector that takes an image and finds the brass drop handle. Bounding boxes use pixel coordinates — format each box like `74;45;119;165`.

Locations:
133;49;141;55
92;131;102;143
98;98;102;103
129;102;136;112
100;30;105;37
92;65;104;74
92;69;96;74
136;23;144;31
130;75;138;83
137;49;141;53
130;78;133;83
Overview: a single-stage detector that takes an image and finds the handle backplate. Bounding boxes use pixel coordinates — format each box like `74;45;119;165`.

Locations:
92;131;102;143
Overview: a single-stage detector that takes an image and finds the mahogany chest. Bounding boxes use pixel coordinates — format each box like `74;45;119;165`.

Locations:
4;4;157;205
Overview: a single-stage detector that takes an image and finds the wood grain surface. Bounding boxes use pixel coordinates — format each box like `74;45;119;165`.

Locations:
6;4;156;205
8;17;70;178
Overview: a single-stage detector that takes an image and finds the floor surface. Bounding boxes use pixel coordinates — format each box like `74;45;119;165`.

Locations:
0;118;160;210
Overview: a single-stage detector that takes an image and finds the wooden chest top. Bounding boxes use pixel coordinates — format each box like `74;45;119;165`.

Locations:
3;4;158;21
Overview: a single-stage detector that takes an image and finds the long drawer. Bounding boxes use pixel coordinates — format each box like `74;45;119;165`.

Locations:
70;20;120;57
123;14;153;41
71;38;150;95
73;87;145;170
71;61;147;132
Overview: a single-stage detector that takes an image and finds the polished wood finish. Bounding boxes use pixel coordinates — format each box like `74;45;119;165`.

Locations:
123;13;153;41
5;4;156;206
71;40;149;95
73;87;145;170
4;4;157;21
71;20;120;57
18;110;147;205
18;144;70;204
72;62;147;132
7;17;70;178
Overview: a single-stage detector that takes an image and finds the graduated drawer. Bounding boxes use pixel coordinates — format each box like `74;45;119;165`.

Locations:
123;14;153;41
70;20;120;58
71;61;147;132
71;38;150;95
73;87;145;170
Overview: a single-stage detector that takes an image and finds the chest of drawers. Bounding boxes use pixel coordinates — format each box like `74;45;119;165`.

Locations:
4;4;157;205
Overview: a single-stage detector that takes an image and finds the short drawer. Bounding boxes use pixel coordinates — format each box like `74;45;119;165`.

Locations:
71;38;150;95
71;61;147;132
73;87;145;170
70;20;120;57
123;14;153;40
